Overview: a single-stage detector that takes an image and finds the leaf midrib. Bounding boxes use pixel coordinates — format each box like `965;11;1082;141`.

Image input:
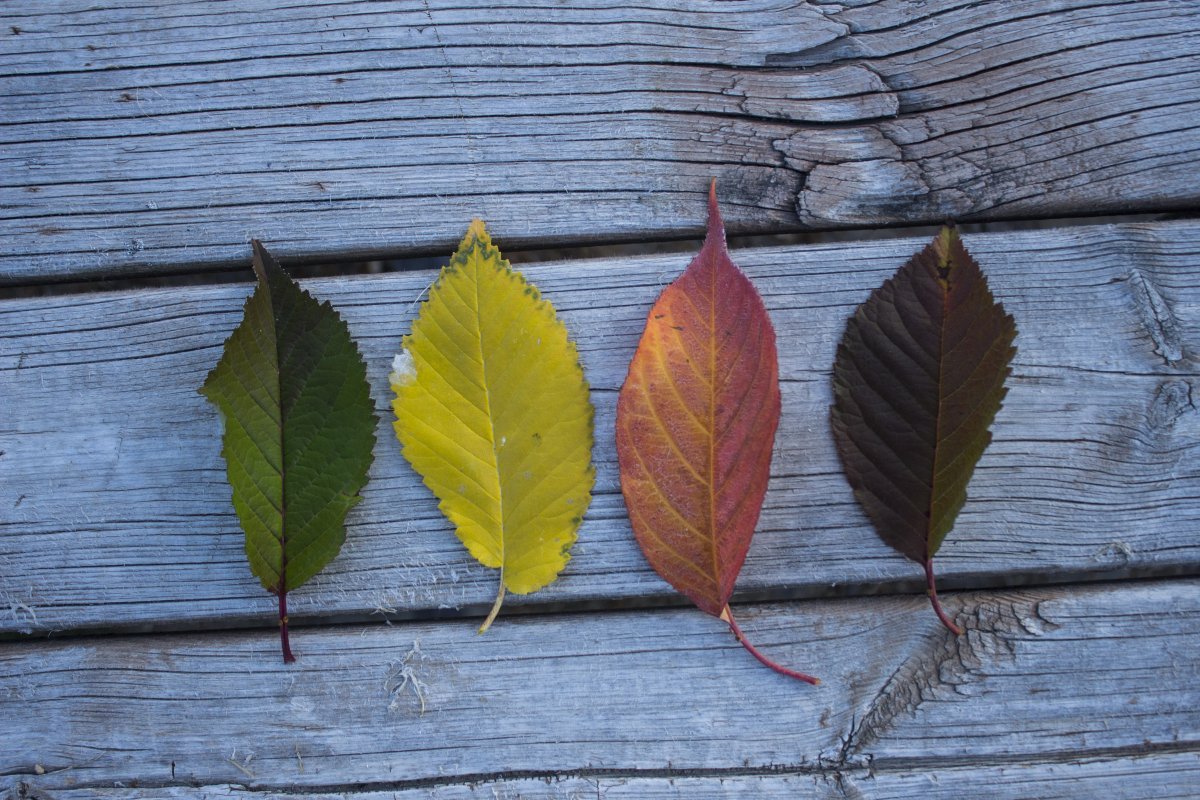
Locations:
253;256;289;595
707;248;720;600
470;242;509;582
929;254;953;562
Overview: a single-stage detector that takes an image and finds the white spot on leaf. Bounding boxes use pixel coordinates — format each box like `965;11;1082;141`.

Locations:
389;350;416;387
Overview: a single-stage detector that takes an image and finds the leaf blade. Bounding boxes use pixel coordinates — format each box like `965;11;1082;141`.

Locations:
201;242;377;661
391;221;594;630
830;226;1017;632
616;184;815;683
618;186;779;615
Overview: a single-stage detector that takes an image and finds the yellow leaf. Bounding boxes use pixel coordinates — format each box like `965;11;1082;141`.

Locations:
391;220;595;632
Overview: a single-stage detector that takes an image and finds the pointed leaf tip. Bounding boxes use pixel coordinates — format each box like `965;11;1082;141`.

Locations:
465;218;490;244
706;180;724;243
830;229;1016;634
933;224;961;276
250;239;272;283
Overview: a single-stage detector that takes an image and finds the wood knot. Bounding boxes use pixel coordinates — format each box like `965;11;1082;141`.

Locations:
1148;380;1196;432
1128;269;1184;365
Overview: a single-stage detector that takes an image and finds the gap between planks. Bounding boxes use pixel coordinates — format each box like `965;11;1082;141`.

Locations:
0;210;1179;296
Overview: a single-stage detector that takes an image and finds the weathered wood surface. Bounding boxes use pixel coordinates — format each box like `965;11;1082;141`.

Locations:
3;580;1198;795
1;222;1197;636
3;0;1199;281
14;750;1200;800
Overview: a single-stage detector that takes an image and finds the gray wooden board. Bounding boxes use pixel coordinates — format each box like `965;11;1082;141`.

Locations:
2;580;1198;793
2;0;1199;280
1;222;1198;636
9;751;1200;799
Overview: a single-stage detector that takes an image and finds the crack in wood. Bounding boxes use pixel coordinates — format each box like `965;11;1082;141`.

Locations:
8;741;1200;798
836;593;1062;766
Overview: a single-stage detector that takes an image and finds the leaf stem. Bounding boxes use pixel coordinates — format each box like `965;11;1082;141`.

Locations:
924;558;963;635
279;590;296;663
721;606;819;685
478;584;506;634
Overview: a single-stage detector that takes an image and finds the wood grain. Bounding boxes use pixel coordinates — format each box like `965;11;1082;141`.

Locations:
2;0;1198;280
0;223;1196;636
2;580;1197;794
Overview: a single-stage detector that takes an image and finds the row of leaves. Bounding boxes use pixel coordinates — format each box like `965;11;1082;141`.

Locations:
203;183;1016;680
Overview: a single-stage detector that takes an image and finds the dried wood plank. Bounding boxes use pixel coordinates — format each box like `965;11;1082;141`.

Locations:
2;0;1198;280
0;223;1197;636
2;580;1198;794
14;750;1200;799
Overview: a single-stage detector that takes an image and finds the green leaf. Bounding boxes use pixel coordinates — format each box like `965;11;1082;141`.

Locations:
830;226;1017;634
391;220;594;633
201;241;377;662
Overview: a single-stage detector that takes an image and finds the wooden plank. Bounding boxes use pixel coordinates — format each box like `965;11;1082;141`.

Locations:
2;580;1198;793
12;751;1200;798
863;754;1200;800
2;0;1199;280
1;222;1197;636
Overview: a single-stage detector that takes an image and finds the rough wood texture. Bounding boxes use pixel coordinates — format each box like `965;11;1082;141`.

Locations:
1;222;1197;636
12;751;1200;799
3;580;1198;794
2;0;1198;281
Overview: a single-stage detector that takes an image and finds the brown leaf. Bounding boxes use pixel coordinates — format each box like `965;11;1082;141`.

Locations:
830;226;1017;634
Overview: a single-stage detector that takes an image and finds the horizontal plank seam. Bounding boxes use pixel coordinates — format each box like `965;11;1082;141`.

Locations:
2;572;1196;647
0;211;1188;294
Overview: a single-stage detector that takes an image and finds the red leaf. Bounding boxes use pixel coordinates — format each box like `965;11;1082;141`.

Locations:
616;183;817;684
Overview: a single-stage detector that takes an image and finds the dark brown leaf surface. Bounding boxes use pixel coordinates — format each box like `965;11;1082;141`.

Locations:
830;227;1017;633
